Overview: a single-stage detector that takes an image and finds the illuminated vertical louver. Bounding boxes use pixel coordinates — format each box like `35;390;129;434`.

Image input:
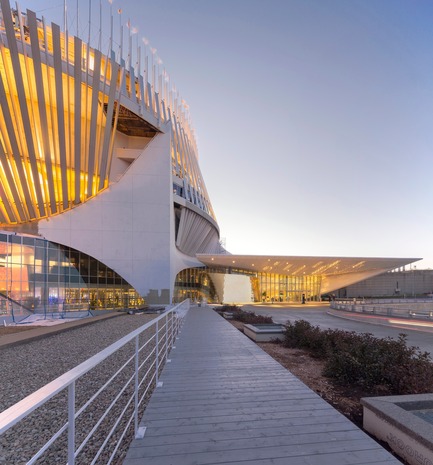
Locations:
0;0;121;224
0;0;217;226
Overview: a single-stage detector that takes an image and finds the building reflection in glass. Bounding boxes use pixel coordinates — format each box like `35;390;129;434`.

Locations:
174;267;322;304
0;232;144;320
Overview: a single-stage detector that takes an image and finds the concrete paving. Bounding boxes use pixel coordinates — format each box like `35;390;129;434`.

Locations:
247;303;433;354
124;306;402;465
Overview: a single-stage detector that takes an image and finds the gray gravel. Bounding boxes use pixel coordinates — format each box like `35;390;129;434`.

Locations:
0;313;162;465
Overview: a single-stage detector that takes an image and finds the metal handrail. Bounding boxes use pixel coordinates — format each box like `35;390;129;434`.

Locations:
330;298;433;319
0;299;190;464
334;298;433;305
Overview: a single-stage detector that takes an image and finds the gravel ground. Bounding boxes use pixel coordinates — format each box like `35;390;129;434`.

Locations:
0;313;163;465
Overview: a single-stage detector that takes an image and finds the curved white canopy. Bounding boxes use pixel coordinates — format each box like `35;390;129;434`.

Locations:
196;254;421;293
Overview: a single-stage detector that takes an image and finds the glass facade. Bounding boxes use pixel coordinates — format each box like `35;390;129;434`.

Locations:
255;273;322;303
174;267;323;304
173;268;217;303
0;232;144;321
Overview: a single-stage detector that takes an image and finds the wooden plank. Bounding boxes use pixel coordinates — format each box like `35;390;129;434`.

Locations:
124;307;402;465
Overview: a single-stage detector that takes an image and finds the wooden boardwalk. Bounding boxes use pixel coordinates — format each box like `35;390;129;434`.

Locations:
124;306;401;465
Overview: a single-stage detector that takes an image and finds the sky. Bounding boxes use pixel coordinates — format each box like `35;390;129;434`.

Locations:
24;0;433;269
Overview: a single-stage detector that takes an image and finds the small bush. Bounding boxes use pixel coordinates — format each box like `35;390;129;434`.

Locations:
231;310;273;324
283;320;326;355
218;305;242;313
214;305;273;324
283;320;433;395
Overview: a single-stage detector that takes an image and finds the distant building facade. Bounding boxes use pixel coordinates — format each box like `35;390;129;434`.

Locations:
334;269;433;299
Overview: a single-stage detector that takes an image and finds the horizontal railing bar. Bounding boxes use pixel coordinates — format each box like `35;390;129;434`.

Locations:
138;364;156;394
141;346;156;367
76;347;135;419
99;382;136;459
75;367;135;457
77;371;135;459
27;421;68;465
138;373;156;409
0;299;189;465
105;405;135;465
0;305;180;434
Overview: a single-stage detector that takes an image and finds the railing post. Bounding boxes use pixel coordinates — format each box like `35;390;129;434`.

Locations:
134;335;139;436
171;312;174;347
68;382;75;465
155;319;159;383
165;313;168;360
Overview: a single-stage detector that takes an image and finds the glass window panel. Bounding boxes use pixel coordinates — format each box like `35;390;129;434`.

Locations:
10;244;22;264
89;258;98;277
10;235;21;244
79;256;89;275
35;247;45;260
22;237;35;246
48;248;59;261
48;274;60;283
21;246;35;265
98;263;107;278
0;234;141;313
70;251;79;269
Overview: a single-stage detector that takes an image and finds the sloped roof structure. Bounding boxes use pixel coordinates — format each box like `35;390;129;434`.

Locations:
197;254;421;293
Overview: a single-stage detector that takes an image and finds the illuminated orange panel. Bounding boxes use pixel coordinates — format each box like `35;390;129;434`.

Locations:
0;266;29;292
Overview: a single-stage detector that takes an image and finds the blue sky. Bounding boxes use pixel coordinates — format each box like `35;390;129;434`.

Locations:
27;0;433;268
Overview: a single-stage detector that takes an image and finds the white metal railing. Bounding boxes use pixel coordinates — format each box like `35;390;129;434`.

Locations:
331;298;433;319
0;299;190;464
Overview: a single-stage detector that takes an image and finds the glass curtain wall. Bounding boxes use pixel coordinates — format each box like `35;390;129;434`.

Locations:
173;268;217;303
255;273;322;302
0;232;144;319
173;267;322;304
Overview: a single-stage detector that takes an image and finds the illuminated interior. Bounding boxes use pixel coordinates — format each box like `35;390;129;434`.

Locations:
0;9;121;224
0;232;144;319
174;267;322;303
255;272;322;302
174;268;217;303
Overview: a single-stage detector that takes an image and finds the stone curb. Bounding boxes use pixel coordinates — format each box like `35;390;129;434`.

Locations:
0;312;124;349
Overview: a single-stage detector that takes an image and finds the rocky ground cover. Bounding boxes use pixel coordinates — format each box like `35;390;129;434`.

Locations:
0;313;157;464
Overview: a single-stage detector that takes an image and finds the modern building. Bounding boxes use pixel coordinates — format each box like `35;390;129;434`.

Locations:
0;0;420;320
334;268;433;299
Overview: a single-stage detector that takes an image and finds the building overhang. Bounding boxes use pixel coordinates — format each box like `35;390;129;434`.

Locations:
196;254;422;293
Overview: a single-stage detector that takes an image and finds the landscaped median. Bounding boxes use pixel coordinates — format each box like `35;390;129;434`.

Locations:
214;304;433;464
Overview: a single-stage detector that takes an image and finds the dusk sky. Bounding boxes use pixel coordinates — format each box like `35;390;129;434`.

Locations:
28;0;433;268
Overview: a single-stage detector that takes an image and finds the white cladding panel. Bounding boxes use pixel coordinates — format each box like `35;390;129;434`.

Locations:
209;273;253;304
39;132;173;303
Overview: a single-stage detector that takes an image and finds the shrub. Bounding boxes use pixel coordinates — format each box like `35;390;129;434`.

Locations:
214;305;273;324
283;320;326;355
324;333;433;393
218;304;242;313
231;310;273;324
283;320;433;395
